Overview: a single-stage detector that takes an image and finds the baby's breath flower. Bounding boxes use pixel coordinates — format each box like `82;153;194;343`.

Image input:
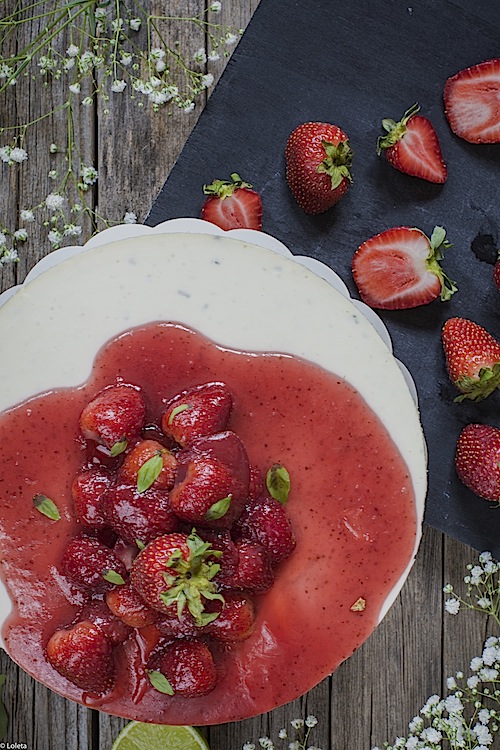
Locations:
288;742;300;750
258;738;273;749
123;211;137;224
305;716;318;728
446;676;457;690
470;566;484;584
111;18;124;33
468;674;480;688
193;48;207;64
445;597;460;615
149;48;166;61
444;694;463;715
45;193;64;211
82;96;93;106
201;73;214;88
48;169;58;180
0;247;19;265
208;50;221;61
66;44;79;58
120;52;133;66
155;60;167;73
10;147;28;163
20;209;35;223
111;79;127;93
242;744;256;750
210;1;222;10
278;729;287;739
0;232;6;246
471;657;484;672
291;719;304;730
63;58;75;71
480;551;493;564
0;63;13;79
47;229;62;247
13;229;28;242
224;31;239;45
69;83;81;94
63;224;82;237
129;18;142;31
182;101;195;113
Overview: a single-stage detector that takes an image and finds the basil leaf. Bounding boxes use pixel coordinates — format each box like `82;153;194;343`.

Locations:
147;670;175;695
33;494;60;521
137;452;163;493
110;439;128;457
102;569;125;585
204;494;232;521
266;464;290;505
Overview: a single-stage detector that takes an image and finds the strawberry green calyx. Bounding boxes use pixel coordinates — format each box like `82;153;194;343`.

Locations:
316;140;353;189
203;173;253;199
377;102;421;154
425;226;457;302
160;529;224;626
455;363;500;403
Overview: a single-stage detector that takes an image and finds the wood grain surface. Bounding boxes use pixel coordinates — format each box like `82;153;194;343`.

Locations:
0;2;495;749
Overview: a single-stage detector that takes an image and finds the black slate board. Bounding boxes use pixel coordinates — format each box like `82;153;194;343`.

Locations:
147;0;500;556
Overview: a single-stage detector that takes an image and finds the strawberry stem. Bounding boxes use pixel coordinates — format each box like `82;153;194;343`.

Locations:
202;173;253;199
425;226;457;302
455;363;500;402
316;140;353;188
377;102;421;154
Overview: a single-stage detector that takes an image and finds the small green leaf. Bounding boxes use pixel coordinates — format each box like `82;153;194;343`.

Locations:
430;225;447;250
147;670;175;695
137;452;164;493
33;494;60;521
167;403;191;426
266;464;291;504
110;439;128;456
0;674;8;740
102;569;125;585
204;494;232;521
136;539;146;551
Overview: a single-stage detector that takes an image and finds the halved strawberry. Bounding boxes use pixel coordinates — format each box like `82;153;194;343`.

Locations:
162;382;233;447
61;535;127;592
442;317;500;402
71;466;112;528
79;384;146;454
352;225;457;310
46;620;115;694
101;484;178;546
455;423;500;501
285;121;353;214
118;439;177;491
377;103;447;183
444;58;500;143
201;173;262;231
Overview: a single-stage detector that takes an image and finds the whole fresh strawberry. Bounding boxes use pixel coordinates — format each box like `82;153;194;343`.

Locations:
285;121;353;214
201;173;262;231
61;535;127;592
377;103;447;183
79;384;146;455
46;620;115;694
235;496;295;565
71;466;113;528
118;439;177;491
149;639;217;697
444;58;500;143
455;424;500;501
352;225;457;309
130;530;223;624
442;317;500;402
101;484;178;547
162;382;233;447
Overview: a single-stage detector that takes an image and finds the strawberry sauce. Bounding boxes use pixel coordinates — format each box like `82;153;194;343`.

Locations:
0;322;417;724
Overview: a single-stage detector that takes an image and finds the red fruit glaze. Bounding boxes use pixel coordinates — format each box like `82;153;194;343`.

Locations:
71;466;113;528
444;58;500;143
101;484;178;546
0;323;416;724
153;639;217;698
79;384;146;450
61;535;127;593
285;121;352;214
162;382;233;446
118;440;177;491
46;620;115;694
455;423;500;501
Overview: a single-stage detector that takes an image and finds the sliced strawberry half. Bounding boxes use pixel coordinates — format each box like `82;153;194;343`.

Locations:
352;225;457;310
444;58;500;143
201;173;262;231
377;103;447;183
442;317;500;402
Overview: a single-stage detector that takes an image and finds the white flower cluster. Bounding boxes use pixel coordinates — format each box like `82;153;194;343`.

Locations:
0;145;28;165
443;551;500;622
243;716;321;750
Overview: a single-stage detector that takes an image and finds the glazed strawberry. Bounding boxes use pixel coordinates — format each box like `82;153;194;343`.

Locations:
235;496;295;565
162;382;233;447
106;583;158;628
46;620;115;694
248;464;265;500
455;424;500;501
130;530;223;624
208;592;255;643
228;540;274;593
285;121;353;214
150;639;217;697
444;58;500;143
352;225;457;310
170;454;247;529
118;439;177;491
79;598;132;645
442;317;500;402
101;484;178;546
377;104;447;183
61;535;127;592
79;384;146;454
71;466;113;528
201;173;262;231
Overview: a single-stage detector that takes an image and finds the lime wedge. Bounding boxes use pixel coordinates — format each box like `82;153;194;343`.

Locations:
111;721;211;750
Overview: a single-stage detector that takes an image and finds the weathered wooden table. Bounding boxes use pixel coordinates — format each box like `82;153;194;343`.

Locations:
0;2;494;748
